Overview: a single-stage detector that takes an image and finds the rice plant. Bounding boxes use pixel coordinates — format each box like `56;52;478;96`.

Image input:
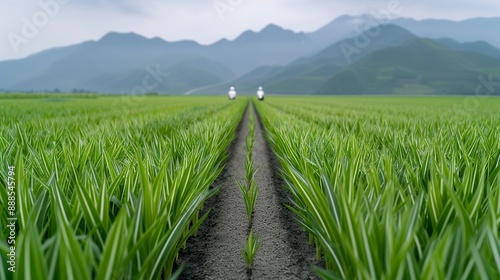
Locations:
237;179;259;225
0;95;246;279
240;230;261;270
237;103;259;225
236;101;262;270
256;96;500;280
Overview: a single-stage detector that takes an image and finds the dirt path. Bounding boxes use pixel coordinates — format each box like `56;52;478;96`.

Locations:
179;102;318;279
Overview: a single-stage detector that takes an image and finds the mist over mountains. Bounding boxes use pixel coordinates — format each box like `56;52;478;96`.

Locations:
2;15;500;95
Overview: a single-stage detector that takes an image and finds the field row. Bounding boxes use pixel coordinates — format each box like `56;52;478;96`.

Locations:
255;97;500;279
0;96;246;279
2;95;500;279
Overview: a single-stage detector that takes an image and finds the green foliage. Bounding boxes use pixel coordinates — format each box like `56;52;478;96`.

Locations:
256;96;500;280
237;179;259;225
240;230;261;269
0;96;246;279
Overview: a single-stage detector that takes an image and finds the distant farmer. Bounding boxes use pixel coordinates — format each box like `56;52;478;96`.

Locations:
228;86;237;100
257;86;264;101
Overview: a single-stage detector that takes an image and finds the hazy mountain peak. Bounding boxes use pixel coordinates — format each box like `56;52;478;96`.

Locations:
96;32;185;50
260;23;284;33
393;17;500;48
98;32;148;44
335;14;356;21
150;36;169;44
314;14;374;32
233;23;306;44
325;14;358;25
312;24;415;63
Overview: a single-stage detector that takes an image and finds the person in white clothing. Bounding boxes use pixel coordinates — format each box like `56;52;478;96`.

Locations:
256;86;264;101
228;86;237;100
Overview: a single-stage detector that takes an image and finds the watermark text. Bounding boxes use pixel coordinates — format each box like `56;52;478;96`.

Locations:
6;165;16;273
8;0;71;52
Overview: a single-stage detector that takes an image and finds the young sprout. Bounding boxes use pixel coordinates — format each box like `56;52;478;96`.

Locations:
240;230;261;270
237;179;259;225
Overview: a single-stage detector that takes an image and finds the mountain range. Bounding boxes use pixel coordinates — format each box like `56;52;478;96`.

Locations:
1;15;500;95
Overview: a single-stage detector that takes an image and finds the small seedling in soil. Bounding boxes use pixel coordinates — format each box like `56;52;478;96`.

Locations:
237;179;259;225
241;230;261;270
244;155;258;184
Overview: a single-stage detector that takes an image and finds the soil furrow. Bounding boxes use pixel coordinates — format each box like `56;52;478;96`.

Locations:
179;106;250;279
179;101;318;279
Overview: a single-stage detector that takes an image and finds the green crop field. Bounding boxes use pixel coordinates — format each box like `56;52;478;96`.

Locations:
0;95;246;279
255;96;500;279
1;94;500;279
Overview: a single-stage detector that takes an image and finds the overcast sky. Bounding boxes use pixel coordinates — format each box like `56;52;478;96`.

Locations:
1;0;499;61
